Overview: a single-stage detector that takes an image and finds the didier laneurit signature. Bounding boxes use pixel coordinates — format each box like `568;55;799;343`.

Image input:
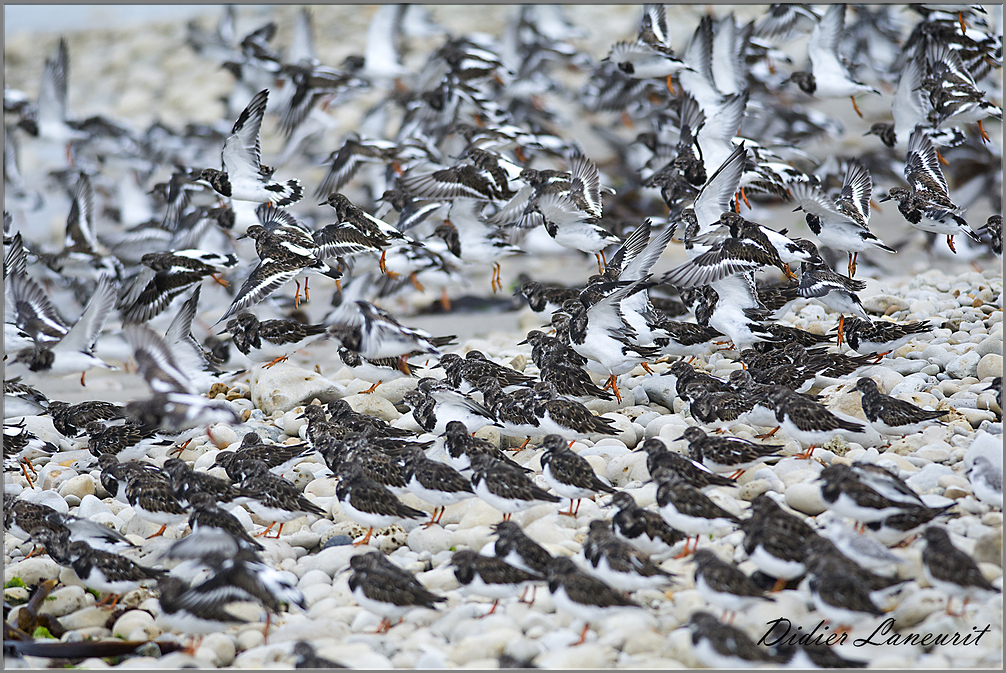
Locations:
758;617;993;649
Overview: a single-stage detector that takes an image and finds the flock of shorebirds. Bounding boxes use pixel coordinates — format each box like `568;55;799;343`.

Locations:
3;4;1003;667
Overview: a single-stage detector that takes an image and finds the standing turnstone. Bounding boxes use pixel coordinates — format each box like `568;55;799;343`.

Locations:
691;549;775;621
794;240;870;344
125;468;191;538
789;160;894;277
763;387;865;458
327;398;413;438
468;452;561;521
84;420;170;463
450;549;543;616
47;400;125;438
335;346;422;392
854;377;949;437
817;464;915;526
400;445;474;527
530;385;619;440
441;420;527;473
539;434;615;516
162;458;253;508
880;128;981;253
654;469;741;558
807;570;885;634
213;432;313;480
155;575;253;638
740;494;820;592
3;376;49;419
582;519;677;593
437;351;533;393
347;551;446;632
787;4;879;117
636;438;737;490
968;455;1002;510
3;421;55;485
922;526;1001;615
240;459;328;538
224;312;327;367
198;89;303;206
471;377;542;444
37;531;165;609
293;642;348;669
335;461;425;545
490;520;554;582
864;503;955;547
678;426;782;480
609;491;687;558
545;556;641;646
976;214;1002;257
401;379;497;436
686;611;781;667
181;491;263;553
838;317;933;360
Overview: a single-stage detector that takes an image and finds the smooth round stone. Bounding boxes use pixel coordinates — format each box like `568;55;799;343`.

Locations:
977;353;1003;382
37;585;90;618
197;633;237;667
784;482;826;515
112;610;155;639
914;446;951;463
57;474;96;501
5;557;62;587
946;350;981;379
407;524;452;556
209;423;239;448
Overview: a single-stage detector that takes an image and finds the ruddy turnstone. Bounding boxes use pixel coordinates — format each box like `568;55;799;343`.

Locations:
335;461;425;545
450;549;543;616
180;491;263;553
437;351;533;393
327;300;448;362
740;494;819;592
3;376;49;419
794;240;869;343
218;205;341;321
402;381;497;436
921;526;1001;615
155;575;253;638
212;432;313;480
539;434;615;516
788;160;894;277
582;519;677;592
162;458;253;508
8;272;117;385
441;420;527;473
198;89;303;206
84;420;171;463
609;490;686;557
654;468;741;558
692;549;775;621
117;249;238;324
224;312;327;367
820;519;902;577
679;426;782;479
635;438;736;490
546;556;641;646
3;422;55;485
880;128;981;253
763;387;865;458
817;464;916;526
854;377;949;437
37;531;165;609
686;611;780;667
837;317;933;360
125;468;190;538
975;214;1002;257
807;570;885;634
327;398;413;438
319;192;408;273
347;551;446;632
400;446;474;527
468;452;561;520
292;641;348;669
787;4;879;117
240;459;328;538
605;4;687;92
863;503;954;547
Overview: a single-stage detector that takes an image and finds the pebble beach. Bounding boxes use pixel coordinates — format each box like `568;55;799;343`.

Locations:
3;4;1003;669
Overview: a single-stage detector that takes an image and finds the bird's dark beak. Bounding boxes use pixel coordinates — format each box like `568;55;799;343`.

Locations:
792;205;804;213
672;435;687;442
516;338;529;345
878;194;892;203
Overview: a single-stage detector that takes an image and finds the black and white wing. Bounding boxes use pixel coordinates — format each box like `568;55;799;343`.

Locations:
57;274;117;354
123;323;197;395
222;88;269;180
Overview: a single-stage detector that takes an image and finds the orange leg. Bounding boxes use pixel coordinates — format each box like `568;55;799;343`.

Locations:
559;500;578;517
673;536;695;559
270;523;284;539
303;277;310;303
354;527;375;546
19;461;34;487
502;513;512;522
379;250;388;274
80;371;87;387
255;522;276;538
641;362;654;374
620;111;634;128
783;263;796;280
771;577;788;593
211;274;229;288
755;427;780;439
515;146;528;164
850;96;863;118
796;445;817;460
946;235;957;254
574;623;590;646
147;524;168;539
293;280;302;308
607;375;622;403
422;508;442;529
872;351;891;363
514;436;532;452
977;120;990;143
595;253;604;275
263;355;289;369
362;381;382;394
410;272;425;292
837;315;845;348
440;289;451;312
936;148;949;166
958;11;967;33
171;438;193;457
728;469;744;480
739;187;752;210
665;74;676;95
